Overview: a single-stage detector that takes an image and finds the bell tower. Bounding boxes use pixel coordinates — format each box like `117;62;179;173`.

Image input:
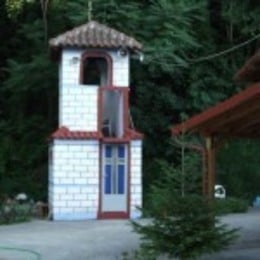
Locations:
49;21;143;220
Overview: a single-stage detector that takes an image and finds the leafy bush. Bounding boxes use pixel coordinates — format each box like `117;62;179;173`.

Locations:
214;197;249;215
0;201;32;224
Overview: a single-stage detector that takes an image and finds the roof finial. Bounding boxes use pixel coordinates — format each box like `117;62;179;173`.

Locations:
88;1;93;22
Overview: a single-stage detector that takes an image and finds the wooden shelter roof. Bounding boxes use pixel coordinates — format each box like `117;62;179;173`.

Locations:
234;51;260;83
171;83;260;138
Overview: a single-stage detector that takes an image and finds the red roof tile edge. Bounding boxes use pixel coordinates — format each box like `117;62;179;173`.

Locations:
125;128;144;140
51;127;101;140
171;83;260;136
51;127;143;140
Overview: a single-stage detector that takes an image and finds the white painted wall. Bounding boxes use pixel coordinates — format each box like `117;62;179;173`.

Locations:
49;140;99;220
59;48;129;131
60;84;98;131
60;48;129;88
60;49;81;86
50;47;141;221
130;140;142;218
59;49;98;131
108;50;129;87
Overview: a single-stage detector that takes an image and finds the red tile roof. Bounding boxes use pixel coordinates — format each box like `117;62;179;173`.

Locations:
49;21;142;51
51;127;143;140
125;128;143;139
51;127;101;140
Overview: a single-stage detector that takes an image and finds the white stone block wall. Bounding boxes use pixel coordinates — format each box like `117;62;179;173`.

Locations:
52;47;139;220
59;48;129;131
60;48;130;88
130;140;142;218
61;49;81;86
48;145;54;212
49;140;99;220
60;84;98;131
109;50;129;87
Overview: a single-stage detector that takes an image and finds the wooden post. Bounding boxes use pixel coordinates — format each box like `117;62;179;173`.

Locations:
206;137;216;200
202;148;207;196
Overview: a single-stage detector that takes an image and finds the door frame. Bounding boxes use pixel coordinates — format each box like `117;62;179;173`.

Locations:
98;142;130;219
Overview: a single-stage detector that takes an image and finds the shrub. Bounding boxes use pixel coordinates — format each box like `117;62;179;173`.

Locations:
131;159;238;260
0;199;33;224
214;197;249;215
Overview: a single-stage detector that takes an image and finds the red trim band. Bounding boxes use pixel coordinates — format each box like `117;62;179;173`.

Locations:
98;211;129;219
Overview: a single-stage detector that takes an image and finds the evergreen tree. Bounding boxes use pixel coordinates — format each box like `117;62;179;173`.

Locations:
131;156;237;260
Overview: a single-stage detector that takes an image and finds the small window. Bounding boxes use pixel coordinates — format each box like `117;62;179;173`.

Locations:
82;57;108;86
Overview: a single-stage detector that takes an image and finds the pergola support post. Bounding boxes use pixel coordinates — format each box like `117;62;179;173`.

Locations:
205;136;216;200
202;149;208;196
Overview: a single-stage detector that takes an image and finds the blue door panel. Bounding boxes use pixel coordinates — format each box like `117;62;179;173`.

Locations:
105;146;112;158
118;165;125;194
118;145;125;158
104;145;126;195
105;165;112;194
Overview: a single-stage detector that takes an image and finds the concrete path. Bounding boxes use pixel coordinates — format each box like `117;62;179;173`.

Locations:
0;220;139;260
204;208;260;260
0;208;259;259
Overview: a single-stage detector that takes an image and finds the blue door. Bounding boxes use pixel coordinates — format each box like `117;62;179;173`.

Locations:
102;144;127;212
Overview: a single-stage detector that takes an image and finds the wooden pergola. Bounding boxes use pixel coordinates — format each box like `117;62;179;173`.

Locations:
171;51;260;198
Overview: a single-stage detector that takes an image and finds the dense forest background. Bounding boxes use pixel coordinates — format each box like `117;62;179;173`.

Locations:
0;0;259;202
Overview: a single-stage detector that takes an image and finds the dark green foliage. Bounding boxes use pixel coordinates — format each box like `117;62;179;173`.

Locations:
0;1;58;200
214;198;249;215
0;0;259;202
217;140;260;203
0;202;32;225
